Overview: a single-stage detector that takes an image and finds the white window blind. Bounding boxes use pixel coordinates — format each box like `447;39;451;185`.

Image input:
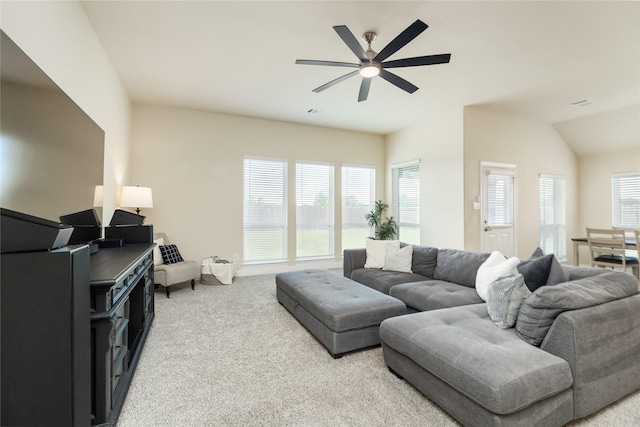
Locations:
612;173;640;228
296;162;334;259
487;172;514;226
392;161;420;244
342;165;375;250
539;175;566;261
243;158;287;264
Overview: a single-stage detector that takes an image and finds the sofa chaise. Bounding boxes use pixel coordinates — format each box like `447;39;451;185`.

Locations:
342;243;640;426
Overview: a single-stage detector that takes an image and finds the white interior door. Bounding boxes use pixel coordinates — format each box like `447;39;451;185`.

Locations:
481;162;517;257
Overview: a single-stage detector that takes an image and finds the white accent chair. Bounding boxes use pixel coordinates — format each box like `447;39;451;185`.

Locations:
153;232;200;298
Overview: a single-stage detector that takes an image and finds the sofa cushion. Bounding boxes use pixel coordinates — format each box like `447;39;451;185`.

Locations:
390;280;483;311
409;245;439;278
475;251;520;301
515;270;639;346
383;244;413;273
379;305;573;414
486;273;531;329
350;268;427;294
433;249;490;288
364;240;399;269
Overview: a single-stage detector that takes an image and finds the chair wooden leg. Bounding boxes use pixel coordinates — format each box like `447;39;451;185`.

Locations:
191;279;195;290
166;286;171;298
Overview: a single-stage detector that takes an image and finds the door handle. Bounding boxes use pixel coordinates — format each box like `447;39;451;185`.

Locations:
484;227;492;232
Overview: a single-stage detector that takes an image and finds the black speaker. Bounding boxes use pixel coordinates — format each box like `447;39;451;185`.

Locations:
60;209;101;227
1;208;74;253
105;225;153;244
60;209;102;245
109;209;145;226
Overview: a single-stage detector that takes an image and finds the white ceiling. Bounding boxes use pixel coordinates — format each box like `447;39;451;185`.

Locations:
80;1;639;155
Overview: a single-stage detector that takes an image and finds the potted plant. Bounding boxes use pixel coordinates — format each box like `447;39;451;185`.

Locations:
365;200;397;240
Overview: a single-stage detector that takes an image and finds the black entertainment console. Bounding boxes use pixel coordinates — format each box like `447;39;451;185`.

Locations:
1;217;155;427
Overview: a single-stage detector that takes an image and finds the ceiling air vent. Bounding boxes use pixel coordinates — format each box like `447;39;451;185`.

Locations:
570;99;593;107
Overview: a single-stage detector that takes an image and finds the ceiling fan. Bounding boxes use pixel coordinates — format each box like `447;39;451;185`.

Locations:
296;19;451;102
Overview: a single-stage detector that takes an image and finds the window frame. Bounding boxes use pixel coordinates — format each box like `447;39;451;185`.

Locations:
295;160;335;261
341;164;376;250
611;172;640;228
391;160;420;244
539;174;567;262
242;156;288;265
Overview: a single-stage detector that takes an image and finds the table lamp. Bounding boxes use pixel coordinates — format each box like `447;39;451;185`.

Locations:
120;185;153;215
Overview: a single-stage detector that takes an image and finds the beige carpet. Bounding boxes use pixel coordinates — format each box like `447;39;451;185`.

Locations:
117;273;640;426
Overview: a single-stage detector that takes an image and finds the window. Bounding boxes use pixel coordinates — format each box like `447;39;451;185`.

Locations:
243;158;287;264
296;162;334;259
539;175;566;261
392;161;420;244
612;173;640;228
342;165;375;249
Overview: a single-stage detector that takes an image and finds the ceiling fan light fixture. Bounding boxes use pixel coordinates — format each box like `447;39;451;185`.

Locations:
359;62;380;78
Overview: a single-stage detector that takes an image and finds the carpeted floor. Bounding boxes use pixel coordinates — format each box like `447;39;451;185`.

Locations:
117;273;640;426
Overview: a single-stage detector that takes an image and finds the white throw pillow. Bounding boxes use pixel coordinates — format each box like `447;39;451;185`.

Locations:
475;250;520;301
383;244;413;273
364;240;400;269
153;237;165;266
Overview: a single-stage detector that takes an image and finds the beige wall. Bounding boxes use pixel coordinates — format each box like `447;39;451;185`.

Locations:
129;104;385;274
1;1;131;225
463;107;579;260
576;148;640;265
385;107;465;249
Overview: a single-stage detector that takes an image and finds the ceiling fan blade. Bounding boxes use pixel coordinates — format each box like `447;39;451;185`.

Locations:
374;19;429;63
382;53;451;68
379;69;418;94
312;70;359;93
295;59;359;68
333;25;369;62
358;78;371;102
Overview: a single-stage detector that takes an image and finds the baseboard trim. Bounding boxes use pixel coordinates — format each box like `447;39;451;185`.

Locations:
236;259;343;277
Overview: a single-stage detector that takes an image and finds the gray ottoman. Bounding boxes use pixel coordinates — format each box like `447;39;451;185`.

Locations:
276;269;406;358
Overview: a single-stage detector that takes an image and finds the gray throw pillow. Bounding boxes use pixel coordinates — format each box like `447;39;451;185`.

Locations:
517;254;553;291
486;274;531;329
546;255;567;285
525;247;567;286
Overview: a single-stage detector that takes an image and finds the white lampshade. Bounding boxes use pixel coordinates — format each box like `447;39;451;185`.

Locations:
93;185;104;207
121;186;153;214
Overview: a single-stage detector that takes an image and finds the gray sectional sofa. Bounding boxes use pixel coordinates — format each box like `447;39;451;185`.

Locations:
343;244;640;426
